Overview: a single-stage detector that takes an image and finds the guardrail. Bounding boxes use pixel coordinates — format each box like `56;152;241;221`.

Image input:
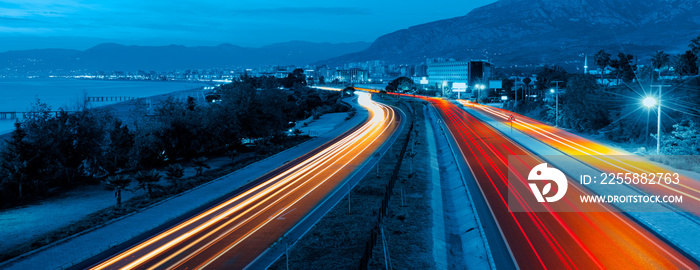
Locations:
86;96;137;102
357;116;414;269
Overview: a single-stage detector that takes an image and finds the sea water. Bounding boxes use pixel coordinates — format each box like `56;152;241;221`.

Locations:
0;78;210;134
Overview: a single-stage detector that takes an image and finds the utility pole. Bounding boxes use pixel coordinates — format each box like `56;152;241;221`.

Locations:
650;84;670;155
514;80;518;108
552;81;563;127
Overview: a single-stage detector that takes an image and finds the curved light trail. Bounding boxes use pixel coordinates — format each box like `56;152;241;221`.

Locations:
90;92;401;270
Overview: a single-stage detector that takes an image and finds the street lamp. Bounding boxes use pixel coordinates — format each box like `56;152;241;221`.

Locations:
550;88;559;127
649;85;669;155
475;84;485;102
551;81;563;127
642;96;658;153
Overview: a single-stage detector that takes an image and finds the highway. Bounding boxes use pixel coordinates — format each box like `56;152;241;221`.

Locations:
89;92;401;269
430;98;698;269
466;101;700;215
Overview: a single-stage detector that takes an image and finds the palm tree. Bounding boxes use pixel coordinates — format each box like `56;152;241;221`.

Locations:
690;35;700;57
651;51;670;80
192;157;210;176
104;174;131;208
135;169;161;199
165;164;185;188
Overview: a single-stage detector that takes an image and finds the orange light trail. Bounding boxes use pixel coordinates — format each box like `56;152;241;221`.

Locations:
90;92;401;269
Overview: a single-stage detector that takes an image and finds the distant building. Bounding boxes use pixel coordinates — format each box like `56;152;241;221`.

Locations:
414;64;428;77
468;60;492;87
334;68;369;83
427;59;492;97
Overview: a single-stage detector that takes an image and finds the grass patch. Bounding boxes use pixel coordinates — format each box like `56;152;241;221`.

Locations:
648;155;700;174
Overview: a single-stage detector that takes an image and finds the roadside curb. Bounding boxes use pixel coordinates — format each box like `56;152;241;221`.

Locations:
426;104;497;269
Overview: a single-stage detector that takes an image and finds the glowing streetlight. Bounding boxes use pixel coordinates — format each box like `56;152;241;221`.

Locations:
642;96;657;148
642;95;663;153
475;84;486;102
643;88;667;155
551;80;563;127
642;97;657;108
550;88;559;127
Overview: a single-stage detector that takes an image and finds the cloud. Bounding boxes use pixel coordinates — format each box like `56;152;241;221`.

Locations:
236;7;372;16
0;16;36;22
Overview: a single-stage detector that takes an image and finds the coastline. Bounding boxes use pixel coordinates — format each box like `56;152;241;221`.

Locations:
0;85;214;138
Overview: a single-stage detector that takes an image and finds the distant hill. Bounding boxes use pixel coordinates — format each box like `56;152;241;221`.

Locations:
0;41;370;73
323;0;700;67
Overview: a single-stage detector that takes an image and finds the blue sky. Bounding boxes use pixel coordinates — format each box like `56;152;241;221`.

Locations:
0;0;496;52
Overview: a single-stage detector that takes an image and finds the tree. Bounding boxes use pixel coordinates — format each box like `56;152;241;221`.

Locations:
593;50;611;80
18;99;59;195
651;51;670;71
560;74;610;132
660;118;700;155
613;53;636;83
135;169;161;199
534;65;567;98
690;35;700;57
0;122;31;199
282;69;307;88
650;51;670;81
186;96;196;111
386;77;414;93
165;164;185;188
343;86;356;97
155;97;204;160
53;110;109;186
691;35;700;68
192;157;210;176
674;51;699;78
105;119;135;173
104;174;131;208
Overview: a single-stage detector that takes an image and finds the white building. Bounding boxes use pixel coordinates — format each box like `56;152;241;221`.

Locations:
334;68;369;83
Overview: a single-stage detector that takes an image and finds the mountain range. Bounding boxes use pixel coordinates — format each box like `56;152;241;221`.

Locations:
3;0;699;73
325;0;700;67
0;41;370;74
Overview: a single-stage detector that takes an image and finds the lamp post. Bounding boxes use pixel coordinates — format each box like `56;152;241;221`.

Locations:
551;81;563;127
642;96;656;148
649;85;670;155
550;89;558;127
475;84;485;103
